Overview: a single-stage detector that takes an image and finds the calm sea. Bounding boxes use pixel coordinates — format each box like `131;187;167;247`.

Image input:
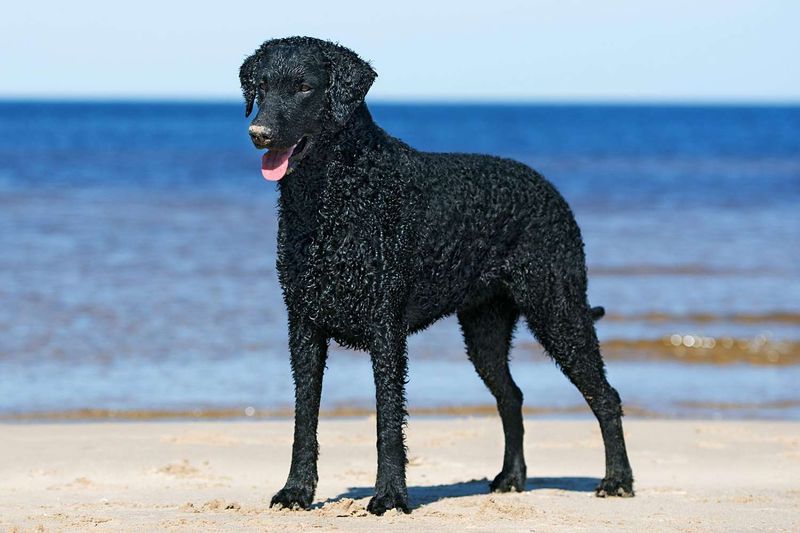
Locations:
1;102;799;420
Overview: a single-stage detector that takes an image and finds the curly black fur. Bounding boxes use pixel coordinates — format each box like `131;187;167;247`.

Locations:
240;36;634;515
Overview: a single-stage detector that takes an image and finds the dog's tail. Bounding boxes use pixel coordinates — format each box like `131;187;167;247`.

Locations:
590;306;605;321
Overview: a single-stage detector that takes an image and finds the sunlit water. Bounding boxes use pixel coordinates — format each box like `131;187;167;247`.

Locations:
1;102;799;419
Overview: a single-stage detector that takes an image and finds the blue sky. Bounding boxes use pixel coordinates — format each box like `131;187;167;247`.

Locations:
1;0;798;102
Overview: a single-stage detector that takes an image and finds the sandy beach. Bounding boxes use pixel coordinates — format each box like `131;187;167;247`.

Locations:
1;417;798;532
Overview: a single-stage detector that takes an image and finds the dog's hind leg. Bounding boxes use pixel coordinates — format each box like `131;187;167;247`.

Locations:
457;296;526;493
519;279;634;497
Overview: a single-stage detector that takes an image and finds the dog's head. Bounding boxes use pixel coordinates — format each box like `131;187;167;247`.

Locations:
239;36;377;181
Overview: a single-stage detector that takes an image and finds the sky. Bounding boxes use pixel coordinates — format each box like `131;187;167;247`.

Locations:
1;0;798;102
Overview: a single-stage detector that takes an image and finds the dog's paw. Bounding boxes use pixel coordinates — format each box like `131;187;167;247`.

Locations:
490;465;527;493
367;486;410;515
595;476;634;498
270;485;315;510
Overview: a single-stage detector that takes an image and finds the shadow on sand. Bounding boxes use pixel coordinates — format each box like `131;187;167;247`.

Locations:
319;476;599;510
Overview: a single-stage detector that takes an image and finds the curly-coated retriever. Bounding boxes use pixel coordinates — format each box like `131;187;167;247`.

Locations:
239;36;634;515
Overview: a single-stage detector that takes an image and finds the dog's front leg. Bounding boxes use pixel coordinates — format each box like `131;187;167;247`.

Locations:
367;322;411;515
270;315;328;510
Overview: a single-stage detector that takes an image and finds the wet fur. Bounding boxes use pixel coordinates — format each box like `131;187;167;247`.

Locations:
240;36;634;515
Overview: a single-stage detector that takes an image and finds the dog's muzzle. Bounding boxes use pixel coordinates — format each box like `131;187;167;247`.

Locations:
249;125;274;148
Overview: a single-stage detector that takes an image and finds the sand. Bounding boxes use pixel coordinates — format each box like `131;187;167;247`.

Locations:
1;418;798;532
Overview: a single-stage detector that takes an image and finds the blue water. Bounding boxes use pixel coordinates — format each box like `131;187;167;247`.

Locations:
1;101;799;419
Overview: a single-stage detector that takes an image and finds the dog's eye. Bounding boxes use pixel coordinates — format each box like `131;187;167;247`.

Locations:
299;83;313;93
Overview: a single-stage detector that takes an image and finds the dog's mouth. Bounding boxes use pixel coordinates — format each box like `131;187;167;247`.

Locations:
261;135;311;181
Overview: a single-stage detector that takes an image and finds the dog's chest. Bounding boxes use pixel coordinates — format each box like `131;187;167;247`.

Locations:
278;204;409;343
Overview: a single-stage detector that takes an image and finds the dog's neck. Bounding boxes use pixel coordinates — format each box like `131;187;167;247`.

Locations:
277;102;384;229
337;103;380;141
323;103;383;163
279;102;382;192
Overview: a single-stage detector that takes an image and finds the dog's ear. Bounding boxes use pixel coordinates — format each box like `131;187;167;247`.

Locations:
323;43;377;125
239;54;259;117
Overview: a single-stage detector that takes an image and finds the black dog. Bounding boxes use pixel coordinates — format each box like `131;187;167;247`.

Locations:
239;36;633;515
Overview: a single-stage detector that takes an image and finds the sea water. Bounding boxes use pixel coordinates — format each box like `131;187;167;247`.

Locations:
1;102;799;419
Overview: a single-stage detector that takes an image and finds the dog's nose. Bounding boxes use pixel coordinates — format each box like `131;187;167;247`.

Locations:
249;125;274;146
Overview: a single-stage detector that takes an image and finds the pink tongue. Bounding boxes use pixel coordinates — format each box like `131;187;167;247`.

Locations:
261;144;296;181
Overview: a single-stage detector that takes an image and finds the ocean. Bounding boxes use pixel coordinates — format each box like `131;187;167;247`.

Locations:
1;101;799;420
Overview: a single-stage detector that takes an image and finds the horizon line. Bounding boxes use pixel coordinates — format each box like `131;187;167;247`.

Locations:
2;96;800;107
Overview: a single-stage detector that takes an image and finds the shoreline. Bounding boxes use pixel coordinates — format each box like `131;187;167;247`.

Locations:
4;399;800;423
2;418;799;531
